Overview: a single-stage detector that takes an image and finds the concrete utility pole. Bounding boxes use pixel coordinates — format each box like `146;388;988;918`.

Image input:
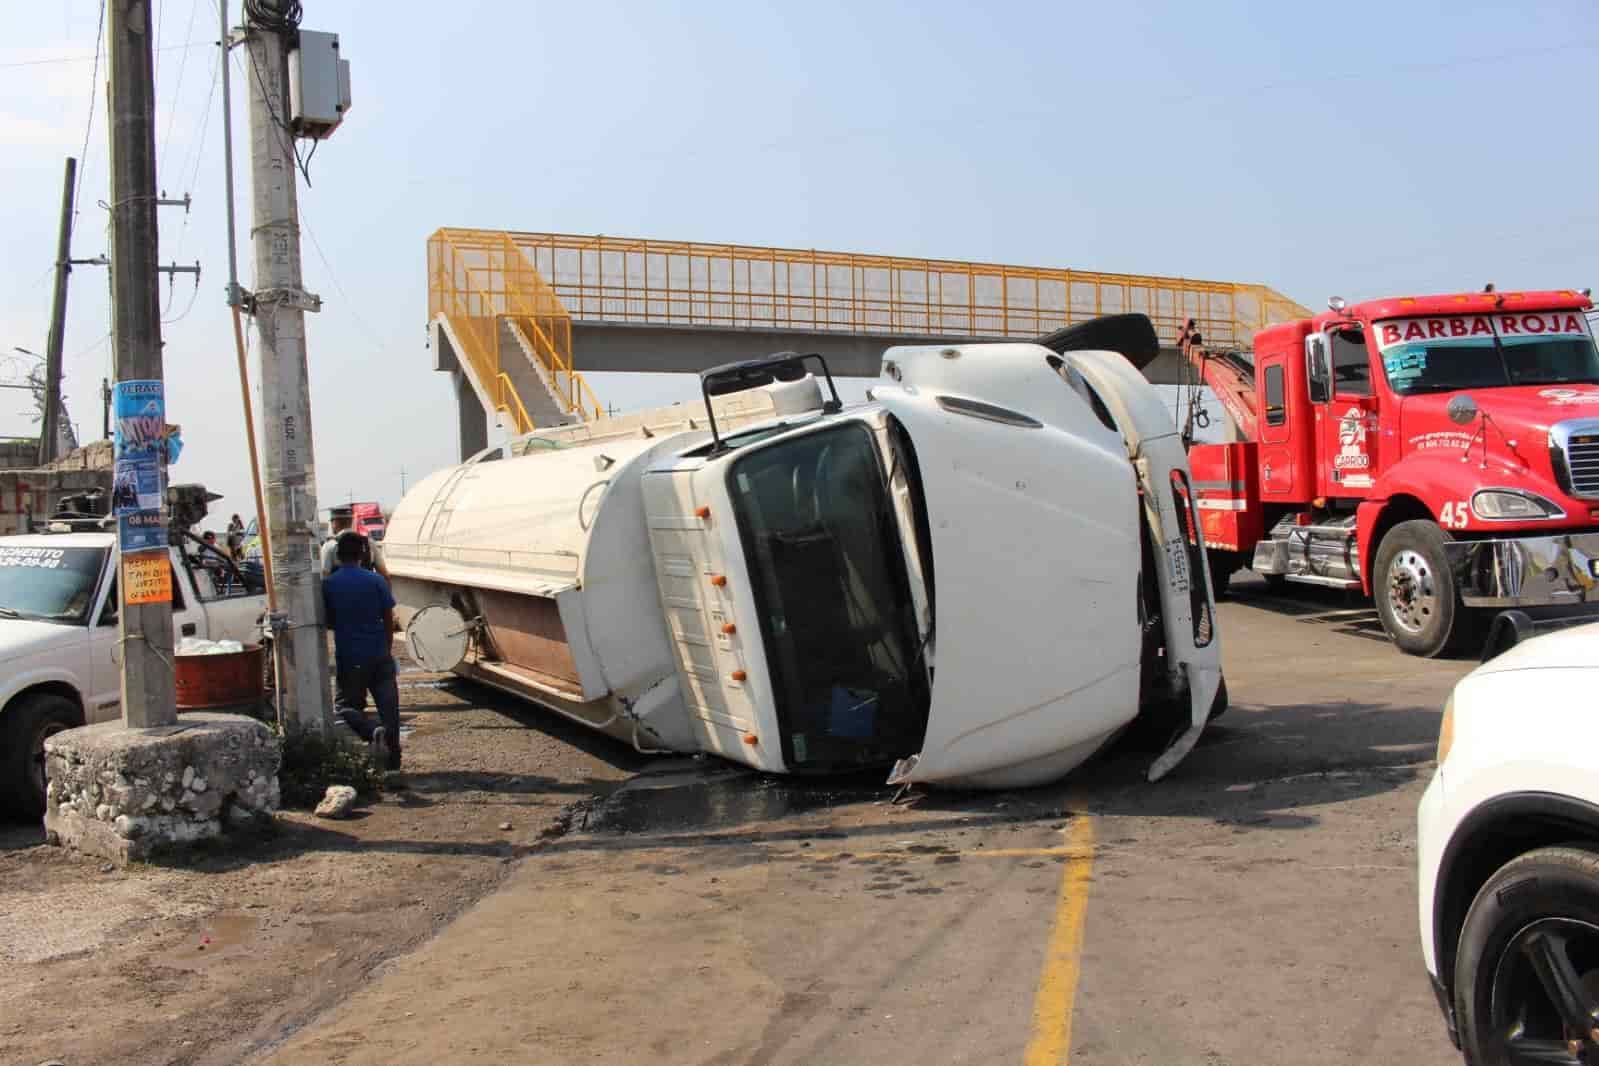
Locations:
108;0;176;729
244;1;333;737
39;156;77;466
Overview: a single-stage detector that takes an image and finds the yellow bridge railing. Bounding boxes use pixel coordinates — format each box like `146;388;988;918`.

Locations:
466;230;1311;352
429;228;1313;431
428;230;602;432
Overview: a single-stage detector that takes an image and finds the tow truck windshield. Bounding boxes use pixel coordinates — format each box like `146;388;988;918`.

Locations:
1378;314;1599;395
0;545;108;625
728;421;930;771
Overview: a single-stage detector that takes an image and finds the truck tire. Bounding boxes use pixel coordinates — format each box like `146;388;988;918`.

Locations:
1206;549;1240;599
1036;313;1161;369
1372;520;1474;658
1453;846;1599;1066
0;692;83;818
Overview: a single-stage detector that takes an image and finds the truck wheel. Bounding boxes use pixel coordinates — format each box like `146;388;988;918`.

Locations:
1373;520;1472;657
1207;550;1239;599
1454;846;1599;1066
0;692;83;818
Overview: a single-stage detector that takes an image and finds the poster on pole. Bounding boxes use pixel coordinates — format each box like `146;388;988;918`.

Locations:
112;380;167;553
122;550;171;604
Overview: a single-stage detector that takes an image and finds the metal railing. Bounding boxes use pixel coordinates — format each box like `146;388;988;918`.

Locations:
449;230;1311;352
428;230;602;431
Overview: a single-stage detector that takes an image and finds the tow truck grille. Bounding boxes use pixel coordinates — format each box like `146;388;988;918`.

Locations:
1569;433;1599;496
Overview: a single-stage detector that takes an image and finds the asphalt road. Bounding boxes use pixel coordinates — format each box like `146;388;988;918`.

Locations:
260;577;1474;1066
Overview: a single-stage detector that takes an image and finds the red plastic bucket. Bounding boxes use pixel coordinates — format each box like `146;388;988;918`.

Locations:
175;643;265;711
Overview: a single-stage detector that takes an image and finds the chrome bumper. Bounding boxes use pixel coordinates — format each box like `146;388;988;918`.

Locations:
1446;531;1599;608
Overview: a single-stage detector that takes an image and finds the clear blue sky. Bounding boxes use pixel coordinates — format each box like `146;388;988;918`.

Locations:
2;0;1595;521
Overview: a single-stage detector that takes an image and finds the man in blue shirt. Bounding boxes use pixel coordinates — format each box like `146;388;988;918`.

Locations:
322;532;402;770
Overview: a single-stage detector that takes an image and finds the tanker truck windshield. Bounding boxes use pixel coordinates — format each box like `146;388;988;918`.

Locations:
1377;312;1599;395
728;422;931;772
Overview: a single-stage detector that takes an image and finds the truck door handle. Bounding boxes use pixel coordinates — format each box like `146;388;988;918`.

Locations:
181;622;197;636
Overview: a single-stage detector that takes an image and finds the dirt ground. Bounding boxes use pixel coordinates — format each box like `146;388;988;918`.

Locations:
0;656;644;1066
0;580;1476;1065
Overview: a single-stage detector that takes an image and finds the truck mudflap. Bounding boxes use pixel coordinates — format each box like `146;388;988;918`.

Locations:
1448;531;1599;608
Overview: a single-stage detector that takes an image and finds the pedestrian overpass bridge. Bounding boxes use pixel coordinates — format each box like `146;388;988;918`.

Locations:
427;228;1310;458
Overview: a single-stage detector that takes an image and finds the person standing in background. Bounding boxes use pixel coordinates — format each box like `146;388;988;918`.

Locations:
320;508;388;580
322;532;402;770
226;513;245;560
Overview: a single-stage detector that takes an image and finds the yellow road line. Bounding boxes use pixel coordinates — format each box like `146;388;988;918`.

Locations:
1023;816;1097;1066
774;844;1094;863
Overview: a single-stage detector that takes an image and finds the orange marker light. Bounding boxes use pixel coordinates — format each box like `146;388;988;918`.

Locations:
694;506;710;519
742;733;759;746
709;574;726;587
730;670;747;682
720;622;737;635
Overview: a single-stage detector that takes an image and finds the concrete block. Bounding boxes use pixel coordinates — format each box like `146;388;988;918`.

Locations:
42;713;281;865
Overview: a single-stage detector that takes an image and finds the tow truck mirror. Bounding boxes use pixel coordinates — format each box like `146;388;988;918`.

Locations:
1306;337;1330;403
1447;393;1480;426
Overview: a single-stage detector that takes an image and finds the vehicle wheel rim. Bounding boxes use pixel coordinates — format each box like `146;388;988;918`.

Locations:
30;720;68;800
1490;917;1599;1065
1385;549;1437;634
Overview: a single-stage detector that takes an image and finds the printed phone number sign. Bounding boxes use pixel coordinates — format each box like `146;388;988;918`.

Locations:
113;380;167;553
122;550;171;605
0;546;66;568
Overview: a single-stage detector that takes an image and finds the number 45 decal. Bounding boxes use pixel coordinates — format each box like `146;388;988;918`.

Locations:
1439;500;1471;529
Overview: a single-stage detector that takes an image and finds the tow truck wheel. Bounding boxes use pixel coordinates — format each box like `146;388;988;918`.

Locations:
1373;520;1473;658
0;692;83;818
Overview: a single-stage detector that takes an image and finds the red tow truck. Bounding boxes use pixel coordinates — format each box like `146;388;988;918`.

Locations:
1181;289;1599;656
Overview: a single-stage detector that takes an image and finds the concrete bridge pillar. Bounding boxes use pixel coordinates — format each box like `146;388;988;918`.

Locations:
454;371;488;460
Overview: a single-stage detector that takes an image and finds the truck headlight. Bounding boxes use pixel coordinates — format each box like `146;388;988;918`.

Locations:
1470;489;1564;521
1437;692;1455;763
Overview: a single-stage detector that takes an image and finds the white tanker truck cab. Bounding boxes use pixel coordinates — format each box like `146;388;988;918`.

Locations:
385;317;1224;789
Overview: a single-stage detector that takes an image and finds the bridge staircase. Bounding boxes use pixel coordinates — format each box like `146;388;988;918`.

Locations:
428;230;602;438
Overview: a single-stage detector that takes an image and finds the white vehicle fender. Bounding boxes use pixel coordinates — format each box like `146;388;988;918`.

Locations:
0;664;87;716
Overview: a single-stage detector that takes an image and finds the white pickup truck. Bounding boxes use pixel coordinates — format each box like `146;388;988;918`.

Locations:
0;530;266;815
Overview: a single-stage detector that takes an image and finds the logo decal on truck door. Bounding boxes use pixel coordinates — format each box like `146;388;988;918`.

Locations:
1333;407;1370;469
1333;407;1374;487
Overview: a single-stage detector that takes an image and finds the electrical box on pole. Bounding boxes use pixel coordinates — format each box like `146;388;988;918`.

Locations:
287;31;351;140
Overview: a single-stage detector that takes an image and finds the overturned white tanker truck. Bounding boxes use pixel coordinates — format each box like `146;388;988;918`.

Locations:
384;315;1225;788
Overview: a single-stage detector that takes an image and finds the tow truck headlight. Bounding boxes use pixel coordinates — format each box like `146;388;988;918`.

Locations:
1470;489;1564;521
1437;692;1455;763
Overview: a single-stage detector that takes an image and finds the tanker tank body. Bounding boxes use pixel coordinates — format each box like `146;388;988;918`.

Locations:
382;382;826;755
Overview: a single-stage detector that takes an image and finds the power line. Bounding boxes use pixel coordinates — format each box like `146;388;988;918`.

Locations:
157;0;202;183
0;38;211;70
72;0;107;223
299;203;389;353
153;0;167;78
163;44;221;301
238;28;316;185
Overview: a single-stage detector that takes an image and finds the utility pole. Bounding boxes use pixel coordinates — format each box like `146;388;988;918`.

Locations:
244;1;333;737
108;0;176;729
39;157;77;466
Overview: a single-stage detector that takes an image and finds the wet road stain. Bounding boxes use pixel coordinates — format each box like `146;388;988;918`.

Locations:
580;766;889;836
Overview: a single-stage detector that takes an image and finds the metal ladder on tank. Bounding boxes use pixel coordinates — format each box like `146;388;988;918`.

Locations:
416;463;476;544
